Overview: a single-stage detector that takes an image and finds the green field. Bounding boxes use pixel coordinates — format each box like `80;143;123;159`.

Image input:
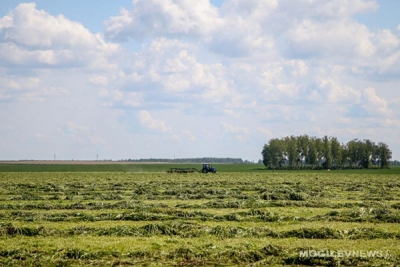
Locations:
1;163;400;174
0;163;261;173
0;166;399;266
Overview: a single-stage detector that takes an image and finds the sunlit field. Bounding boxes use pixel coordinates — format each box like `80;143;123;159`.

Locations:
0;165;399;266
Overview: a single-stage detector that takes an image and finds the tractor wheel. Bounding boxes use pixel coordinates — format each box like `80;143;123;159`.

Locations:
202;169;208;173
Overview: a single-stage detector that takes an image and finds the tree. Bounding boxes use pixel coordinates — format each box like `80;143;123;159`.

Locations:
322;136;332;169
341;143;349;167
262;144;271;167
315;138;324;167
284;136;298;168
261;135;392;170
262;138;284;169
377;142;392;169
307;137;318;168
330;137;342;168
298;135;310;168
361;139;375;169
347;139;362;167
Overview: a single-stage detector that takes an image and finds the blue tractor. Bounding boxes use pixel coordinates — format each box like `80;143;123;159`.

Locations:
201;164;217;174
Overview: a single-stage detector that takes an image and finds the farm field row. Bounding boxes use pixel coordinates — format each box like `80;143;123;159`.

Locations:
0;172;399;266
1;162;400;174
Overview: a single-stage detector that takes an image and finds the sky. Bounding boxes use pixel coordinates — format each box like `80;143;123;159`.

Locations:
0;0;400;162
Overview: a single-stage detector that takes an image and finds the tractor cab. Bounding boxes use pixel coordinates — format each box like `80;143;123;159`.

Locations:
201;164;217;173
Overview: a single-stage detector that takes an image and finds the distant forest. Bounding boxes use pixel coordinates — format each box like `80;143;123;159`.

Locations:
262;135;392;170
121;157;252;164
391;160;400;166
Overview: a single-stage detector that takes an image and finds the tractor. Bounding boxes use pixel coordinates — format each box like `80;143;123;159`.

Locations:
201;164;217;173
167;164;217;174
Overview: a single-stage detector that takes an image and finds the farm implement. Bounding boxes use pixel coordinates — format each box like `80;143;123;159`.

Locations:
167;164;217;174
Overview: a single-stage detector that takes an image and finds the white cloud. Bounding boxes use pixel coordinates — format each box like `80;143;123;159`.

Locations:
302;0;378;18
64;122;89;134
181;130;197;141
90;75;109;87
0;3;121;68
316;78;361;103
123;92;143;107
361;87;389;116
220;122;249;134
258;127;274;139
60;122;106;145
0;76;70;102
1;3;94;48
115;38;233;105
1;1;400;161
139;110;171;132
373;29;400;56
104;0;220;41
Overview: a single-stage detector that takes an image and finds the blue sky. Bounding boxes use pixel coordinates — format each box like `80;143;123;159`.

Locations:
355;0;400;31
0;0;399;161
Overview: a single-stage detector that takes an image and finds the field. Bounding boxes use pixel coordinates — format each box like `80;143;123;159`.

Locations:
0;164;399;266
1;162;400;174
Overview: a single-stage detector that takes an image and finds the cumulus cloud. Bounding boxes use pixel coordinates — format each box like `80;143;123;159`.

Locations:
139;110;171;132
0;3;126;106
103;37;234;109
0;3;121;68
0;3;94;48
104;0;220;41
361;87;389;116
316;78;361;103
103;0;400;80
1;1;400;161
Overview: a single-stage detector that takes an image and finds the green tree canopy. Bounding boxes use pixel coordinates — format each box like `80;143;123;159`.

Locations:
261;135;392;170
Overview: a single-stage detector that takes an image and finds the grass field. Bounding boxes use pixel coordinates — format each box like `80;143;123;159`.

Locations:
1;162;400;174
0;162;262;173
0;164;399;266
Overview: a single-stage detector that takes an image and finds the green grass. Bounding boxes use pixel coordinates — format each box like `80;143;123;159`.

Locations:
0;163;257;172
0;171;399;266
1;163;400;174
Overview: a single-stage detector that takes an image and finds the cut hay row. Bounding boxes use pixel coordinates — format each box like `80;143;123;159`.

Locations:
1;222;399;239
0;172;399;266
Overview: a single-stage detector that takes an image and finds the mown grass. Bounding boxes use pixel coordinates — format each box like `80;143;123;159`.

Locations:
0;171;399;266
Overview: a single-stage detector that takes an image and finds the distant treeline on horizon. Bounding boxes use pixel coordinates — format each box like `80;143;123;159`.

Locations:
391;160;400;166
121;157;253;164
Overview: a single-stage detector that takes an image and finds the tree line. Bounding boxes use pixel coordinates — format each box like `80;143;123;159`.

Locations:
262;135;392;170
122;157;246;164
391;160;400;166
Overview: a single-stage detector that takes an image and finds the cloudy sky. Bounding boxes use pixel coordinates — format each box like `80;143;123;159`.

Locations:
0;0;399;161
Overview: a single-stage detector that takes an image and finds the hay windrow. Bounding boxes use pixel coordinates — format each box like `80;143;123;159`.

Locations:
0;171;399;266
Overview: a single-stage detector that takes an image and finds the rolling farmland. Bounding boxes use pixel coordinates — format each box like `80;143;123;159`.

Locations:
0;165;399;266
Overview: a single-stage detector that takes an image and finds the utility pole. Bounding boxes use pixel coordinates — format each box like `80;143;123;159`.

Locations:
96;153;98;161
54;154;56;161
